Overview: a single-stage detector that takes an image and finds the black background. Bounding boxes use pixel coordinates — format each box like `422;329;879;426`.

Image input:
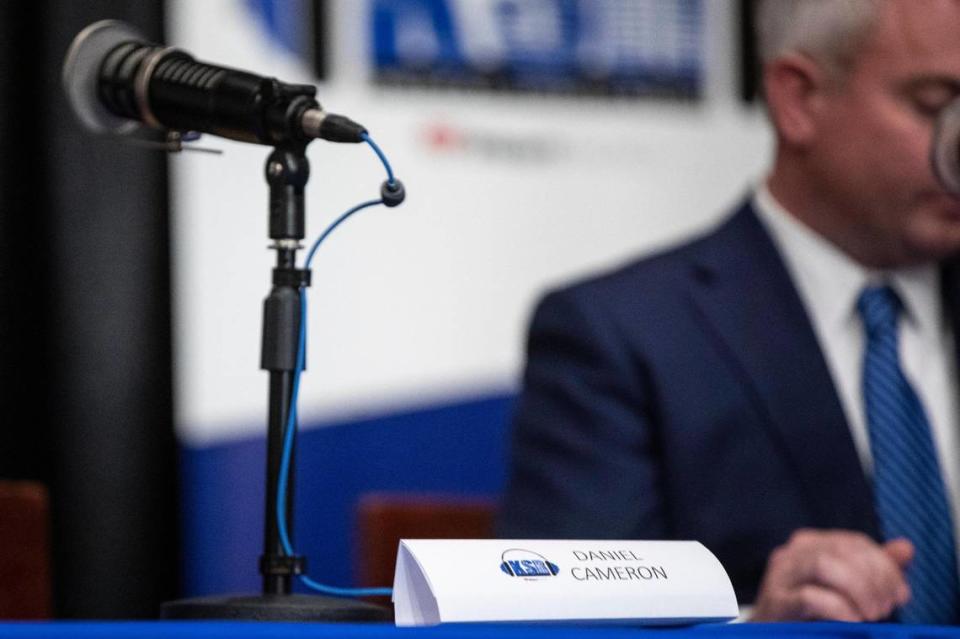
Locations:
0;2;177;618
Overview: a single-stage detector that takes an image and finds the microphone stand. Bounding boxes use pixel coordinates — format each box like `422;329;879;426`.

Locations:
161;142;391;621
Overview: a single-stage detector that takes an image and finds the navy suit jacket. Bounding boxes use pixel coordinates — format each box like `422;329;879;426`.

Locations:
498;201;960;604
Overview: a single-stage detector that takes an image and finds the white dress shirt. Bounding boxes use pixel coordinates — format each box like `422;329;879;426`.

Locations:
752;185;960;553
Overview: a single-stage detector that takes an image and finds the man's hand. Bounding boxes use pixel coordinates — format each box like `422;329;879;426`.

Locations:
750;529;913;622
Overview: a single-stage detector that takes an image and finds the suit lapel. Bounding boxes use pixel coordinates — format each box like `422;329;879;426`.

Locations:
941;258;960;463
687;202;878;535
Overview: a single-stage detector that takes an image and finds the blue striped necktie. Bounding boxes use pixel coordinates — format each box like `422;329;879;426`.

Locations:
859;284;960;624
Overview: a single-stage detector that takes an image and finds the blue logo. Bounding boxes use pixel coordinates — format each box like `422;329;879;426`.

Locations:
500;549;560;578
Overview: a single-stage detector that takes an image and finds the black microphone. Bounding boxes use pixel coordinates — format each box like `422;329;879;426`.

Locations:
933;98;960;196
63;20;366;146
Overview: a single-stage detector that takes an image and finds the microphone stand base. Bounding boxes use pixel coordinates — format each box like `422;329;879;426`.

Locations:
160;593;392;622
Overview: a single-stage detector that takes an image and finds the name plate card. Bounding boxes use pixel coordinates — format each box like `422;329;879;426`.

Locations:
392;539;737;627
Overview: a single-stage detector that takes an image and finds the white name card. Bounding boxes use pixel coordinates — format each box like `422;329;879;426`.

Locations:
392;539;737;627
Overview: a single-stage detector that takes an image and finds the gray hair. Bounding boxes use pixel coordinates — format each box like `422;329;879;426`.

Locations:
755;0;883;75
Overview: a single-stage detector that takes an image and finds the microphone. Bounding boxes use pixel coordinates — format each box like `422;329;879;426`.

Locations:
62;20;366;146
933;98;960;195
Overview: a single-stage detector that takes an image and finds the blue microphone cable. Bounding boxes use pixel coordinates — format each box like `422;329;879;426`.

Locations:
275;132;404;598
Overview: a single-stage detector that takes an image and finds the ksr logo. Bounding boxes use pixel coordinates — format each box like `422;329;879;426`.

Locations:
500;549;560;578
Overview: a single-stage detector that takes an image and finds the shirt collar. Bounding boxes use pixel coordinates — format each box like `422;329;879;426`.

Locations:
893;266;942;336
752;183;942;336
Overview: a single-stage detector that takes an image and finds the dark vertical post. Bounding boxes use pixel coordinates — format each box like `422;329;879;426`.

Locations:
260;144;310;594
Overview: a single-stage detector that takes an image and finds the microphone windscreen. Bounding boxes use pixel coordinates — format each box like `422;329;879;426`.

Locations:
932;98;960;196
62;20;146;135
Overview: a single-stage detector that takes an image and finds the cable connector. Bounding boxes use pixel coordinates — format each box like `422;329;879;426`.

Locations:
301;110;368;143
380;179;405;207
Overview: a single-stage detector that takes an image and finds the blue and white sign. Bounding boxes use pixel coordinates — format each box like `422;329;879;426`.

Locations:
371;0;704;97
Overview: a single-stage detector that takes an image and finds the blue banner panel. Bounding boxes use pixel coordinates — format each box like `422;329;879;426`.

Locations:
245;0;313;57
371;0;703;98
181;393;514;596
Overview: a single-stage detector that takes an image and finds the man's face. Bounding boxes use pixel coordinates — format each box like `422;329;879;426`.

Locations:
808;0;960;266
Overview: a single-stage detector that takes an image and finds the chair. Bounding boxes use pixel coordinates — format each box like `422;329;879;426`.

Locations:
355;493;497;589
0;480;51;619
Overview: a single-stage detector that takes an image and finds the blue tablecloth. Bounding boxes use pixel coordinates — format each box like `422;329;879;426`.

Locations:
0;623;958;639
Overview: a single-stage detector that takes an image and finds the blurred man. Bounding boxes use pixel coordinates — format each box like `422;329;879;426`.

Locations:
500;0;960;623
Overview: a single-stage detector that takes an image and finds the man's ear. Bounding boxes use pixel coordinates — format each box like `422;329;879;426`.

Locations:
762;54;828;147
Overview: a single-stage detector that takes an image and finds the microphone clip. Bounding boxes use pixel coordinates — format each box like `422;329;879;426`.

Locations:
120;130;223;155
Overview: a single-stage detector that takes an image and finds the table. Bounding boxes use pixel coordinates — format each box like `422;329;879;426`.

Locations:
0;623;958;639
